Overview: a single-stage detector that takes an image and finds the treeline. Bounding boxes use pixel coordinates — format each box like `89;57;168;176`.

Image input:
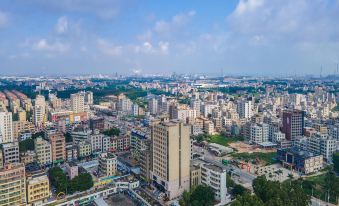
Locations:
231;176;311;206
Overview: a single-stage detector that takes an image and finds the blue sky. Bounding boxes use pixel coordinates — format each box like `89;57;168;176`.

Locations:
0;0;339;76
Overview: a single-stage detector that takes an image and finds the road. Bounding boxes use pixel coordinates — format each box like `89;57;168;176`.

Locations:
311;197;336;206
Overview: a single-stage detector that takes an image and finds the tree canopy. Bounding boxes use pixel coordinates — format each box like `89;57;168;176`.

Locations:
333;152;339;173
103;127;120;136
19;138;35;152
179;185;215;206
232;176;311;206
48;167;93;194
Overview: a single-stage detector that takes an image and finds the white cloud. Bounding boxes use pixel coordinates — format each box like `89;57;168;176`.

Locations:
134;41;169;55
0;11;9;28
32;39;70;52
97;39;122;56
55;16;68;34
158;41;169;54
234;0;264;16
154;10;196;33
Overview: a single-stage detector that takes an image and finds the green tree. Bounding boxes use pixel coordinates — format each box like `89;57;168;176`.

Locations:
232;184;248;196
231;193;264;206
190;185;215;206
179;190;191;206
333;152;339;173
65;132;73;143
19;138;35;152
103;127;120;136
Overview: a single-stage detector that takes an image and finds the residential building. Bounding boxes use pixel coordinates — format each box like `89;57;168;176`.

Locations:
71;92;85;113
282;110;305;140
237;100;253;119
26;173;50;205
151;120;191;200
148;98;158;115
0;111;13;143
277;148;323;174
48;131;66;162
65;162;78;180
34;137;52;165
65;143;78;161
77;141;92;158
98;152;117;177
0;163;26;206
2;142;20;164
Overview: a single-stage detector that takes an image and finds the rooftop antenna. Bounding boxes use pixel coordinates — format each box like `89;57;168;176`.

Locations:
320;65;323;78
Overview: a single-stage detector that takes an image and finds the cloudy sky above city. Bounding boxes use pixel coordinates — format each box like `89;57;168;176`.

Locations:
0;0;339;76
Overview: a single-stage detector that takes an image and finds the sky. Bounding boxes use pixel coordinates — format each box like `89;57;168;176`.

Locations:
0;0;339;76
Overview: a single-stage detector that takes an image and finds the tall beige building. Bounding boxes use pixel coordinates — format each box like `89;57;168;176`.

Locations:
0;163;26;206
71;92;85;113
151;120;191;200
0;111;13;144
34;137;52;165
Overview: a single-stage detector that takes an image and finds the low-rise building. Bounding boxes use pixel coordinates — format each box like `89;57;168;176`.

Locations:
98;152;117;177
20;151;36;164
26;173;50;205
65;162;78;180
77;141;92;158
277;148;323;174
2;141;20;164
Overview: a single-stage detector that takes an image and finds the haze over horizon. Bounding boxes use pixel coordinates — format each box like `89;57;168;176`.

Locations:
0;0;339;76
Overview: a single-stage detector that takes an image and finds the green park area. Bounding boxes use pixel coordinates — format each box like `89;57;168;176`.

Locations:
231;152;277;165
193;134;243;147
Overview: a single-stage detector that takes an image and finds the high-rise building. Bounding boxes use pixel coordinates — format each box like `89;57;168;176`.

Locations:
33;95;46;127
84;91;93;105
148;98;158;115
71;92;85;113
282;110;305;140
151;120;191;200
0;163;26;206
237;100;253;119
34;137;52;165
0;111;13;143
47;131;66;162
98;152;117;177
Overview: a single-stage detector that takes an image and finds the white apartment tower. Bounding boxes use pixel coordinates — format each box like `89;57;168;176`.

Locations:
0;111;13;143
148;98;158;115
33;95;46;127
237;100;253;119
151;120;191;200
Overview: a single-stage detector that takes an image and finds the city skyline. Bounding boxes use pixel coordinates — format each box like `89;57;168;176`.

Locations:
0;0;339;76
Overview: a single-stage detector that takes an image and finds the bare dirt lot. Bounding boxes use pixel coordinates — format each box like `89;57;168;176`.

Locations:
229;142;276;153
